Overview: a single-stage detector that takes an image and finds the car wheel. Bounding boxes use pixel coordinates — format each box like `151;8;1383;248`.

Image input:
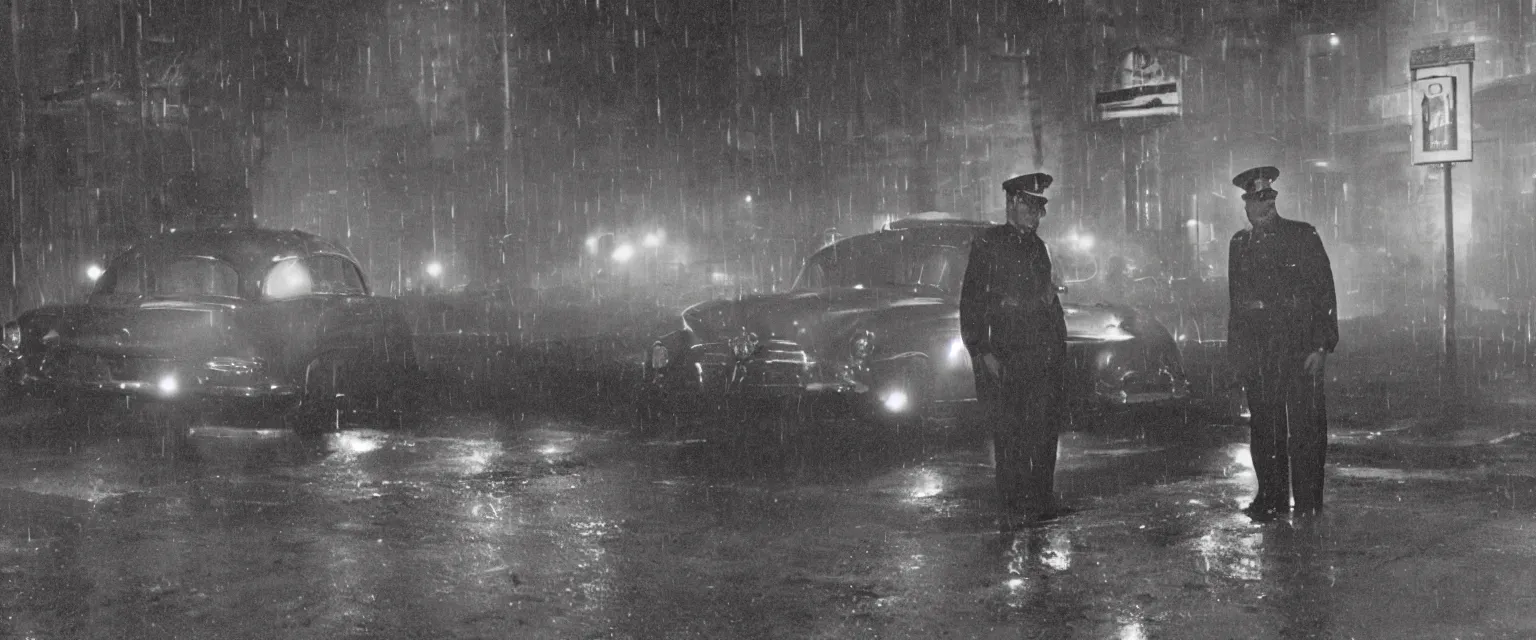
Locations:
286;358;347;434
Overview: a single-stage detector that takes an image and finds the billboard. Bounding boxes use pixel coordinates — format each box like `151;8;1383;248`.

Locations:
1409;45;1474;165
1095;47;1181;120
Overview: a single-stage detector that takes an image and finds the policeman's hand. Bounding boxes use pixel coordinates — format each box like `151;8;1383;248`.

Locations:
1304;350;1327;377
981;353;1001;377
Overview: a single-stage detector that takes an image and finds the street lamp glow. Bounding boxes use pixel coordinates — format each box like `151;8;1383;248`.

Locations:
425;261;444;278
612;243;635;263
744;194;753;204
642;232;663;248
85;264;105;281
1328;33;1340;47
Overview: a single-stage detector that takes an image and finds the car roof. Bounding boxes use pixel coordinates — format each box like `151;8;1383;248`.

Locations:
819;218;991;257
128;227;355;265
883;213;995;231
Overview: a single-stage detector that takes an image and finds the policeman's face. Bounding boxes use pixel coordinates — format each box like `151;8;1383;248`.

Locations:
1007;196;1045;231
1243;191;1278;228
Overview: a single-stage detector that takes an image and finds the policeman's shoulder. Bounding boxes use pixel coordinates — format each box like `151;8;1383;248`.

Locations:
1281;218;1319;235
974;224;1013;243
1231;228;1250;243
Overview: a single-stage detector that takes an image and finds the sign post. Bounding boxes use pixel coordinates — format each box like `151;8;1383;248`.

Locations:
1409;43;1475;425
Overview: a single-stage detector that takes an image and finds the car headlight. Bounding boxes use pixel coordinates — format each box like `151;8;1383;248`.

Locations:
729;331;759;361
848;330;875;365
649;343;671;369
3;322;19;349
947;337;966;364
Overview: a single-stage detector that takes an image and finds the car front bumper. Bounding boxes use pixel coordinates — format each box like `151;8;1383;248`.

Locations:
646;350;1192;424
16;352;300;401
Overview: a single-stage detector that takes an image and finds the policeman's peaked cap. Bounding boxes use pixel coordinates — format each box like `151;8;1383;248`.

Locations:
1232;166;1280;193
1003;172;1053;205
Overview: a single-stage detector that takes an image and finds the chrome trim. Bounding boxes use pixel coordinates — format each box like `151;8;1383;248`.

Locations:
65;379;298;398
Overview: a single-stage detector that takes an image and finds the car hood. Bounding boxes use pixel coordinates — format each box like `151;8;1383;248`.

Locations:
680;288;1142;352
683;288;948;347
22;299;241;358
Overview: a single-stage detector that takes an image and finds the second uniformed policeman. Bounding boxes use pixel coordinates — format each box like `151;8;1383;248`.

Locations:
960;172;1069;521
1227;166;1339;521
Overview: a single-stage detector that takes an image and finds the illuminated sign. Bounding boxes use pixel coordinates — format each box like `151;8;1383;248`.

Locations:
1410;44;1475;165
1095;47;1181;120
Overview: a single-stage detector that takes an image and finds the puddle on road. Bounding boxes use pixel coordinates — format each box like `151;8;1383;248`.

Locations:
1333;467;1464;482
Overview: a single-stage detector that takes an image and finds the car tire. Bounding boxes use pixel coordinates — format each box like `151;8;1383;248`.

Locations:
286;357;347;434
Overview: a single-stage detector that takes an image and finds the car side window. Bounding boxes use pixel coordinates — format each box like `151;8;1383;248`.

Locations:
263;259;314;299
97;255;145;296
799;263;825;290
308;255;367;295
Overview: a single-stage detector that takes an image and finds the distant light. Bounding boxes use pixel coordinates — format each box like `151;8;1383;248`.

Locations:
710;271;730;284
332;432;380;455
85;264;105;281
1076;233;1095;251
642;232;663;248
948;337;967;362
744;194;753;204
585;235;600;254
882;390;909;413
425;261;444;278
612;243;635;263
158;374;179;396
1313;160;1330;168
1186;219;1199;227
1328;33;1340;47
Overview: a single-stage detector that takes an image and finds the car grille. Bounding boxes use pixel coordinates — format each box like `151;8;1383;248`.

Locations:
57;353;172;383
692;338;813;392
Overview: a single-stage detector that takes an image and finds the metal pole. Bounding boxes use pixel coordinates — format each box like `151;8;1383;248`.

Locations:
1443;162;1459;421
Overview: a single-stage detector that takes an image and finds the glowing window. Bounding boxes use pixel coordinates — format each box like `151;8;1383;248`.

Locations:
263;259;313;299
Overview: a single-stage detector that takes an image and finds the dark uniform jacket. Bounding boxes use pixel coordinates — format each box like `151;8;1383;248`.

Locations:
1227;217;1339;376
960;224;1067;358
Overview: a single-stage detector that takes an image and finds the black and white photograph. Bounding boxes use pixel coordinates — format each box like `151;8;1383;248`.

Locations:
1;1;1535;638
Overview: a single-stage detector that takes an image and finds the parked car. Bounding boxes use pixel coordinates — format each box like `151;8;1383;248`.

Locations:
637;216;1194;434
0;227;419;430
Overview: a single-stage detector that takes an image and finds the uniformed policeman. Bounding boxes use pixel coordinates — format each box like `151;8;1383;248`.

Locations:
960;172;1069;521
1227;166;1339;520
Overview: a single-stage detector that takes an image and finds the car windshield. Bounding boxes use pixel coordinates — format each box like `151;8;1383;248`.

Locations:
796;237;966;295
95;255;239;299
148;256;241;298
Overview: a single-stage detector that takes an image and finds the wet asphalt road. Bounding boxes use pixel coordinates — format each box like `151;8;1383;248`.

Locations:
1;398;1534;639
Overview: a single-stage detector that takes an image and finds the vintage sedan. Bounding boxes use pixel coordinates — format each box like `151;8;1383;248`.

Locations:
0;227;418;430
637;216;1192;433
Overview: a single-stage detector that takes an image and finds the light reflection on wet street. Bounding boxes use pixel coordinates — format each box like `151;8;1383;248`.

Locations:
0;404;1533;638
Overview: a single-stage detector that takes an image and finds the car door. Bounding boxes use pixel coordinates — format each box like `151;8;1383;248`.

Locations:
308;254;412;375
262;254;410;397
